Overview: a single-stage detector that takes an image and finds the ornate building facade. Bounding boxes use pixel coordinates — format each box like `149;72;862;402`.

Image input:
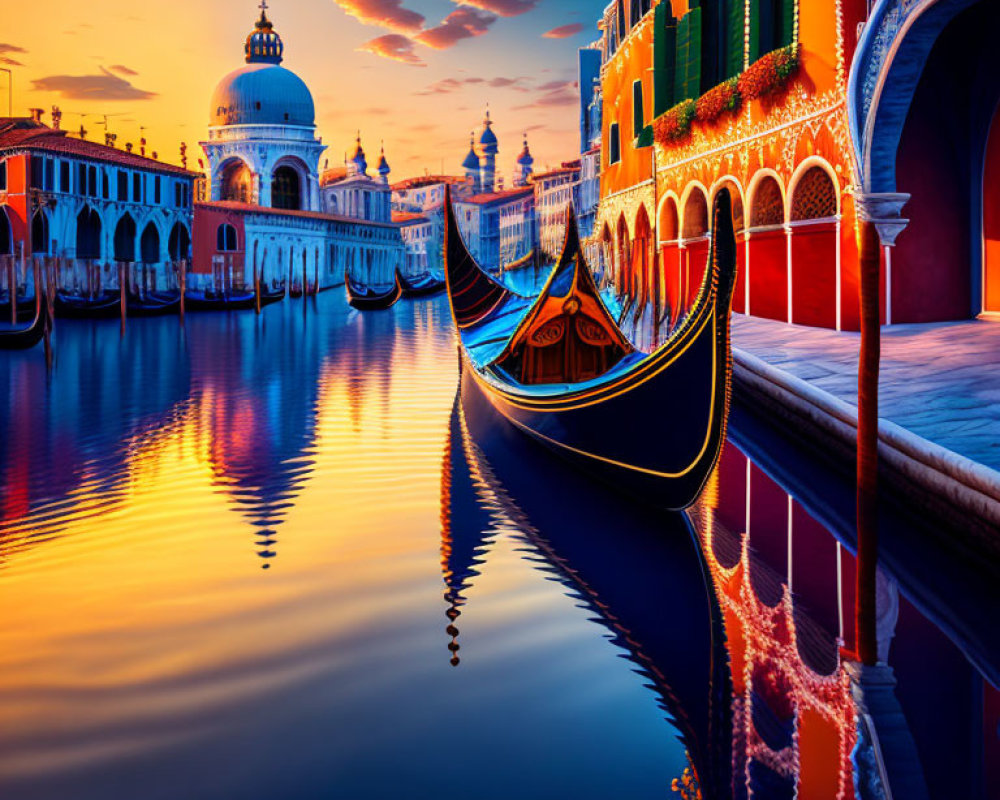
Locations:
193;6;405;290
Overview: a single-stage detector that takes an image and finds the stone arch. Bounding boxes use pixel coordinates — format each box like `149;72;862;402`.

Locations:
748;171;786;228
114;213;137;262
220;158;253;204
616;213;630;296
31;209;49;255
76;206;102;261
681;184;710;239
168;222;191;261
271;156;308;211
140;221;161;264
788;158;839;221
711;177;745;233
656;194;679;242
634;203;653;303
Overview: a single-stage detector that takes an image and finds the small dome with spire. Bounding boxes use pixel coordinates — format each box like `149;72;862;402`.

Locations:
245;1;284;65
377;144;390;176
350;133;368;176
462;132;480;171
517;134;533;167
479;109;498;154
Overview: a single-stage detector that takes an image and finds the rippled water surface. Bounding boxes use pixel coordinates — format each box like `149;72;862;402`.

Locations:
0;290;995;799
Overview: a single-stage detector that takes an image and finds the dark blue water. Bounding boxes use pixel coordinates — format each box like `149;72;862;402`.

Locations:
0;291;995;799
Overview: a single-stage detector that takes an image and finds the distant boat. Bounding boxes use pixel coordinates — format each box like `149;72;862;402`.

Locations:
54;291;121;319
345;270;401;311
258;283;287;308
444;186;738;510
0;293;47;350
397;269;445;298
502;248;536;272
183;287;257;312
126;289;181;317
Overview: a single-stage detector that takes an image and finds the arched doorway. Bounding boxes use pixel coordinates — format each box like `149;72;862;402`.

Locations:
789;164;838;328
31;212;48;255
682;187;709;310
168;223;191;262
616;214;630;297
747;174;787;322
657;197;680;326
76;206;102;260
271;165;301;211
140;223;160;264
633;205;652;308
220;160;253;204
114;213;136;263
713;181;745;313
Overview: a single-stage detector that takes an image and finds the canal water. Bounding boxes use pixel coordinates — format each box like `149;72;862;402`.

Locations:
0;290;996;799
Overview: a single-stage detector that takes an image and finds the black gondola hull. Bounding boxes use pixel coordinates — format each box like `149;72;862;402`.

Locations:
126;291;181;317
183;291;257;312
0;302;48;350
345;275;402;311
398;272;446;298
55;292;121;319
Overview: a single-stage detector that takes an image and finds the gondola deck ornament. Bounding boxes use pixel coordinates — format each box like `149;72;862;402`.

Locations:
444;185;738;509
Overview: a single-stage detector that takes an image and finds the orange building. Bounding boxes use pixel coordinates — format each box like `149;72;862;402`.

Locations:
596;0;888;331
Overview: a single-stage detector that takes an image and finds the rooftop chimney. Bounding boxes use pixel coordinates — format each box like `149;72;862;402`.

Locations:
28;108;45;124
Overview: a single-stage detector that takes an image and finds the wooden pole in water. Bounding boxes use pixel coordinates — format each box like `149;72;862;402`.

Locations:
856;219;880;667
179;259;186;321
314;246;320;296
7;255;15;325
254;247;262;315
119;261;127;338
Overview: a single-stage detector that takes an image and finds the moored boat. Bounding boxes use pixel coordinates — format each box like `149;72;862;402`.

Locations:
444;186;738;509
0;291;48;350
126;290;182;317
54;291;121;319
397;269;446;298
345;271;401;311
183;288;257;312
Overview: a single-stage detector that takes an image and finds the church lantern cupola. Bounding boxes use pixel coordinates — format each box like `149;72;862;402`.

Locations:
245;1;284;65
377;144;391;184
350;133;368;177
515;133;534;187
462;132;480;192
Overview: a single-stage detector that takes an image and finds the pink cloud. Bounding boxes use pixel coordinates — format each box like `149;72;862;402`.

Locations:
357;34;426;66
542;23;585;39
0;43;27;66
332;0;425;32
109;64;138;77
416;6;496;49
459;0;538;17
31;67;156;101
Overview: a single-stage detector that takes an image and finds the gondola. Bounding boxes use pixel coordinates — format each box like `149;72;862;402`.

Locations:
126;290;181;317
183;287;257;312
0;293;48;350
444;186;738;510
397;269;446;298
54;291;122;319
345;270;401;311
258;283;287;308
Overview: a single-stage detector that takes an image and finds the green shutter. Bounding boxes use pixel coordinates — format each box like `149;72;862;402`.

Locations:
633;81;644;137
654;2;677;117
726;0;745;77
683;8;703;101
747;0;761;62
781;0;795;48
673;13;690;103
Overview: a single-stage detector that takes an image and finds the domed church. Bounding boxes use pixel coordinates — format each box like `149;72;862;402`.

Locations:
202;3;325;210
192;4;407;294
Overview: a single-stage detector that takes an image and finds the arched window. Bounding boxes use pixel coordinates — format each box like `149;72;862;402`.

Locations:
140;223;160;264
658;198;679;242
114;213;137;262
220;160;252;204
217;223;238;252
682;188;709;239
750;175;785;227
790;167;837;222
76;206;102;260
31;212;48;254
271;166;301;211
168;223;191;261
713;181;744;232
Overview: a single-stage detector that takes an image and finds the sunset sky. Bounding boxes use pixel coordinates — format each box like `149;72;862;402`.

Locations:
3;0;606;179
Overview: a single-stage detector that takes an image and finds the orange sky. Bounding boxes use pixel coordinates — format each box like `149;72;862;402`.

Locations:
3;0;604;179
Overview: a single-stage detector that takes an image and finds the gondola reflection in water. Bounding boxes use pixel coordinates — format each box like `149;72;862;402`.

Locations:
443;186;738;509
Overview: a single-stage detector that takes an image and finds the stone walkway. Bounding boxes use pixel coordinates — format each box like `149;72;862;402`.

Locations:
731;315;1000;473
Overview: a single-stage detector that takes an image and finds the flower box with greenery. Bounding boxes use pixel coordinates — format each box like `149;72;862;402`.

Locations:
696;77;741;124
654;99;697;144
737;44;800;102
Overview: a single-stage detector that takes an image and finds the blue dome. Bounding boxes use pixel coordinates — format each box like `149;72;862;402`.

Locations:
462;145;480;171
210;63;315;127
